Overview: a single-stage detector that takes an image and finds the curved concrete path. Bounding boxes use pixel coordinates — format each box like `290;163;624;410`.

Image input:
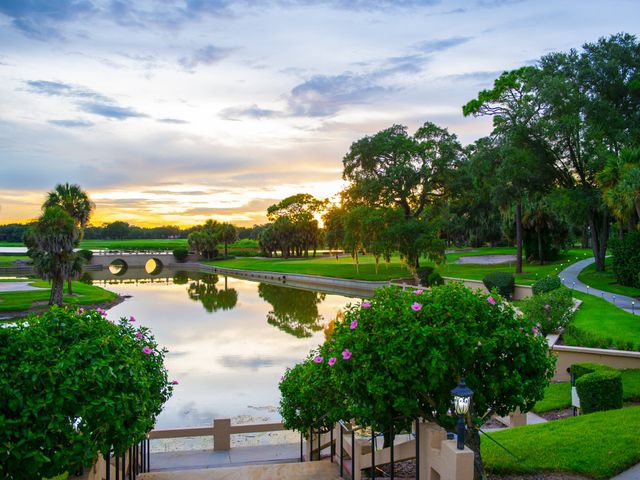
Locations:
559;258;638;314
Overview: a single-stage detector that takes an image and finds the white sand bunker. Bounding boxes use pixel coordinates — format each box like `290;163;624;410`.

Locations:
455;254;517;265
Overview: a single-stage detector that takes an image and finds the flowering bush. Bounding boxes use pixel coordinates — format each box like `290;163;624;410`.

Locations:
0;307;173;479
278;351;347;435
520;286;575;335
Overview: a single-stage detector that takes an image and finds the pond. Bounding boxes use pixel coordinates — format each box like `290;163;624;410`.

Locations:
89;268;356;431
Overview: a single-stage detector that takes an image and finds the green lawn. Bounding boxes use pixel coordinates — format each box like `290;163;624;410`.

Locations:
563;291;640;351
533;369;640;413
578;258;640;298
482;406;640;479
207;254;413;281
205;247;593;283
436;248;593;286
0;255;29;266
0;279;117;312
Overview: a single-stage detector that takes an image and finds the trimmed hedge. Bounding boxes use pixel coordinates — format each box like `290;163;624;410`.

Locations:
172;247;189;262
573;363;623;414
427;271;444;286
483;271;515;299
532;275;561;296
417;266;435;287
611;231;640;288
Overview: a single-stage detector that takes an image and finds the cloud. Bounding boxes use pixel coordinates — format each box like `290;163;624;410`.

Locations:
415;36;473;53
47;119;95;128
477;0;526;6
79;102;147;120
220;355;279;370
280;0;439;11
157;118;190;124
25;80;110;102
178;44;233;71
0;0;95;40
219;105;281;121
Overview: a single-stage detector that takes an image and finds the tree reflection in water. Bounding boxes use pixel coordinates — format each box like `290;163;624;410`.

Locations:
258;283;325;338
187;273;238;312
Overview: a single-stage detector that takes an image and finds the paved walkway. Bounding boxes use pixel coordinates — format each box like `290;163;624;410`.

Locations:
150;443;301;472
0;281;45;292
558;258;638;315
140;461;341;480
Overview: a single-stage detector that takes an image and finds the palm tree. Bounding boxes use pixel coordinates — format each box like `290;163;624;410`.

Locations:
218;223;238;258
42;183;95;293
25;206;79;306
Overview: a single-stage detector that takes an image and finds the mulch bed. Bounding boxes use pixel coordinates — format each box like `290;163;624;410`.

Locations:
538;408;575;421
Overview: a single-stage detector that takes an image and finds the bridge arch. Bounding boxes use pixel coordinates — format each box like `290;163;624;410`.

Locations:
108;259;128;276
145;258;164;275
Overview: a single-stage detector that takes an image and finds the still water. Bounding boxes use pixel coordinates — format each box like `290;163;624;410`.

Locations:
91;268;355;429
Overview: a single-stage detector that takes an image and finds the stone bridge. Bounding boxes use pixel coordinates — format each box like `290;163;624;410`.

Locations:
90;251;181;276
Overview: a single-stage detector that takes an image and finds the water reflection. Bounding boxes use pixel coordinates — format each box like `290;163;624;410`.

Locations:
258;283;325;338
186;273;238;313
108;259;128;276
93;270;354;429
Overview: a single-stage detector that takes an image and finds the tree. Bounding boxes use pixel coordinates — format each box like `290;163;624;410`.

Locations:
537;33;640;270
187;223;219;260
103;221;131;240
0;307;173;479
341;122;457;269
266;194;324;257
463;67;557;273
24;206;79;306
289;284;555;479
218;223;239;257
598;147;640;228
42;183;94;294
43;183;95;229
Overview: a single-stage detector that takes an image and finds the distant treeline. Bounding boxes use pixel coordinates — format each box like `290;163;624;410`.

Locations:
0;221;268;243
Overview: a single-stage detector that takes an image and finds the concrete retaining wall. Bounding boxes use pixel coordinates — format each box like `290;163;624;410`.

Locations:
551;344;640;381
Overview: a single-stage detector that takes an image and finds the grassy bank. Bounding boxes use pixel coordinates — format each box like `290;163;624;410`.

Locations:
578;258;640;298
0;279;118;313
0;238;261;252
482;406;640;479
0;255;29;266
205;247;593;283
563;291;640;351
533;369;640;413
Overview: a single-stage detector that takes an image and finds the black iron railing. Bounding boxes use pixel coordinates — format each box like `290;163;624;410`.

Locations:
104;437;150;479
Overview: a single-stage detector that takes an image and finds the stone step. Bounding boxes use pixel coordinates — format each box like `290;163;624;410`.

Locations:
139;461;342;479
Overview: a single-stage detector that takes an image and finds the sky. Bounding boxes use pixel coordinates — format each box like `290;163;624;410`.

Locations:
0;0;638;227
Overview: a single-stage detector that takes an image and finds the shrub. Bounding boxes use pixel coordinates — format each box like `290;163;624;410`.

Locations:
611;231;640;288
279;351;346;436
0;307;173;479
173;247;189;262
520;287;575;335
572;363;623;414
77;249;93;261
483;271;515;299
427;271;444;286
532;275;561;296
416;266;435;286
562;325;639;352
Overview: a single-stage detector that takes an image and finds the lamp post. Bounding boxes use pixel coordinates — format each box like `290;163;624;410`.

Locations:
451;378;473;450
632;301;635;315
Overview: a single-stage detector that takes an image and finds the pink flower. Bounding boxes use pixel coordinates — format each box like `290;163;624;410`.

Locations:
342;350;352;360
171;380;179;385
142;346;152;355
413;289;423;294
532;327;540;335
314;356;323;364
77;308;84;314
280;376;284;382
411;302;422;312
96;307;107;316
544;304;550;310
328;357;337;366
135;331;143;339
129;316;136;322
487;296;496;305
350;319;358;330
361;302;371;309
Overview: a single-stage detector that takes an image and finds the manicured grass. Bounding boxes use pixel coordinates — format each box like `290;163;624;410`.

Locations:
482;406;640;479
205;247;593;283
78;238;188;250
207;254;413;281
532;370;640;413
533;383;571;413
563;291;640;351
578;258;640;298
436;248;593;286
0;279;117;312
